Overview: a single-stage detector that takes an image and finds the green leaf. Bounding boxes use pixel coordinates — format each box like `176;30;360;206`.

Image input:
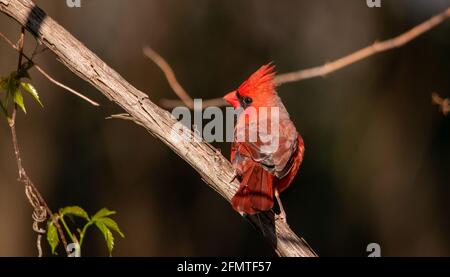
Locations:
13;89;26;114
59;206;90;221
95;220;114;256
92;208;116;220
90;208;124;255
47;221;59;255
21;82;43;107
96;217;125;238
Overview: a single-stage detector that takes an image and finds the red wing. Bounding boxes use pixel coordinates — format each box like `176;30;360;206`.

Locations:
274;134;305;192
234;110;298;178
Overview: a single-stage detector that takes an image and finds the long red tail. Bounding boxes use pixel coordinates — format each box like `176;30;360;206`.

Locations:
231;163;274;214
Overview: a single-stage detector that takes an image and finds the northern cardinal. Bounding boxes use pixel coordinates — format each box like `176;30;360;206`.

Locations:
223;63;304;221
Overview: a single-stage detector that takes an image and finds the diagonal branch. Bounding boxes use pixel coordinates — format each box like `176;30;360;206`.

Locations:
157;7;450;109
0;0;316;257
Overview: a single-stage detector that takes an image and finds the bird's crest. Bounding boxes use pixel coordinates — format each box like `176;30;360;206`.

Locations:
238;63;276;97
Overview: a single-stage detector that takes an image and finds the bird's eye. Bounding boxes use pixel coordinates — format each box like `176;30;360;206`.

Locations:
243;96;253;105
236;91;253;108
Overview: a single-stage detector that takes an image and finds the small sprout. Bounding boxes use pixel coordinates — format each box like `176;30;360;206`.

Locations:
0;65;43;119
46;206;124;257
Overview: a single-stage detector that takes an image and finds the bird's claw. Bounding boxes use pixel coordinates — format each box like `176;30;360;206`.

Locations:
274;189;287;223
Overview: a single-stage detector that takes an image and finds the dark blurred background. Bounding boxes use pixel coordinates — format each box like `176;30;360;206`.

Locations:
0;0;449;256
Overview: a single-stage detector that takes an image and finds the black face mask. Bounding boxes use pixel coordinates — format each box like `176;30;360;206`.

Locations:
236;91;253;109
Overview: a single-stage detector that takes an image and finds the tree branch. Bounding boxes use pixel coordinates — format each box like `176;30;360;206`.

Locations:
0;0;316;257
158;7;450;109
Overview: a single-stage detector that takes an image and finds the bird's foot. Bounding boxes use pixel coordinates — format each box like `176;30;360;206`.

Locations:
274;188;288;223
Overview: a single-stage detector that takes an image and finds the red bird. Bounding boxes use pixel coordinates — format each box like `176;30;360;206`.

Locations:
223;63;304;221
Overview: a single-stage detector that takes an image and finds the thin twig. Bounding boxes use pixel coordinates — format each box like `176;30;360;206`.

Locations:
157;7;450;109
275;7;450;84
16;28;24;69
34;66;99;106
0;31;99;106
143;46;226;109
432;92;450;116
143;46;194;108
8;28;70;257
107;113;148;129
10;108;70;256
30;41;49;60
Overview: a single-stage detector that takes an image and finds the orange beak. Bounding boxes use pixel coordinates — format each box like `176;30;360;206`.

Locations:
223;91;239;108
